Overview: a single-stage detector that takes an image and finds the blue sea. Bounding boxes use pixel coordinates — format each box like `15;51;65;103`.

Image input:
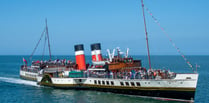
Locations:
0;55;208;103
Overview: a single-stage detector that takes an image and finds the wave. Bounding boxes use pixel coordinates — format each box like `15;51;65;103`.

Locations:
0;76;39;87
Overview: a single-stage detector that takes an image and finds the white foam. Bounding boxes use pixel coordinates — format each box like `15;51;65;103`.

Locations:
0;76;39;87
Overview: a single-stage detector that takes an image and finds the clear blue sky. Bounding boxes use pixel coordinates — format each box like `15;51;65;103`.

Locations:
0;0;208;55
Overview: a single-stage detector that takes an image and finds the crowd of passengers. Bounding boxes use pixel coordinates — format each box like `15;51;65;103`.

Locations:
21;65;39;73
21;59;176;79
88;68;176;79
21;59;72;72
31;59;73;66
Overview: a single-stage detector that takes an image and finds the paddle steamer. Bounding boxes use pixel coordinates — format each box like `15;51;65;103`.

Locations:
20;0;199;101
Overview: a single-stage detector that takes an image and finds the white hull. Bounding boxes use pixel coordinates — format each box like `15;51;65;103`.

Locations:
20;70;38;81
37;73;198;88
37;73;198;101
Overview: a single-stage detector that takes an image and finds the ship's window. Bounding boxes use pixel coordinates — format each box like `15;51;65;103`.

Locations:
158;82;160;84
125;82;129;86
136;82;141;86
102;81;105;85
111;81;114;85
148;82;150;84
106;81;109;85
131;82;135;86
186;77;191;79
94;80;97;84
180;82;183;84
120;82;124;86
98;80;101;85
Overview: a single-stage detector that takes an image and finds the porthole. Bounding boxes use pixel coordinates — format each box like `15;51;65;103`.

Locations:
94;80;97;84
131;82;135;86
106;81;109;85
136;82;141;86
125;82;129;86
120;82;124;86
102;81;105;85
111;81;114;85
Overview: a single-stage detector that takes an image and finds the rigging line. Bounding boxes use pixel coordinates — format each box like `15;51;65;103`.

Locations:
141;0;152;69
29;28;46;60
144;7;195;72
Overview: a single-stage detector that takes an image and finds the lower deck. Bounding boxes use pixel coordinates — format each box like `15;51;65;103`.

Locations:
37;74;198;101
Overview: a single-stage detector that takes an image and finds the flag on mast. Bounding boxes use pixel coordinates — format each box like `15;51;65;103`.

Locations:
23;58;27;65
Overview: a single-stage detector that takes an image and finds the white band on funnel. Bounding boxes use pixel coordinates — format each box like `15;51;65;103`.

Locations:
75;51;84;55
91;50;101;55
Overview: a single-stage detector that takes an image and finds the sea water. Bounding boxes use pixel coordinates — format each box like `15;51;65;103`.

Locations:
0;55;208;103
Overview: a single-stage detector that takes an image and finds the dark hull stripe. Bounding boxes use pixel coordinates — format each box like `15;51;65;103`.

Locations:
39;83;196;100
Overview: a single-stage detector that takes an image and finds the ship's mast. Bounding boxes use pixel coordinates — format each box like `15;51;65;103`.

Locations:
30;19;52;60
45;18;52;60
141;0;152;69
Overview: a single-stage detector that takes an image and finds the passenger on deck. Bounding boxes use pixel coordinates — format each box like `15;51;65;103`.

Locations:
110;71;113;79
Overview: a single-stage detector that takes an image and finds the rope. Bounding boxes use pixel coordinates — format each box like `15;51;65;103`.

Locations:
144;7;195;72
30;29;46;60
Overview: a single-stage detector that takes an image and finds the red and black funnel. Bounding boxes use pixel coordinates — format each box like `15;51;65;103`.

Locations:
74;44;86;70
